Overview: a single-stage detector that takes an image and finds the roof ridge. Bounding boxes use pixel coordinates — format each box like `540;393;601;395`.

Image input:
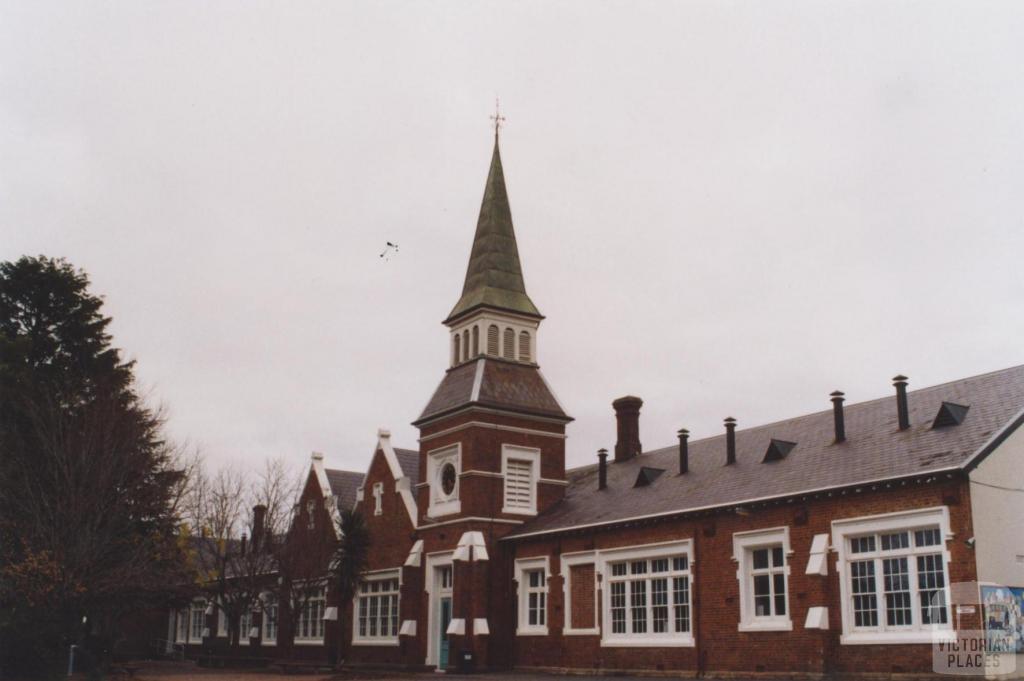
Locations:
622;364;1024;460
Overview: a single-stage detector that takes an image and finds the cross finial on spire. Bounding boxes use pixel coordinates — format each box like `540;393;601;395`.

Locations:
489;97;506;139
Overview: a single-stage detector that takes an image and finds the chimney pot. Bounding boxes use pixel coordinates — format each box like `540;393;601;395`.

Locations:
597;448;609;490
612;396;644;463
677;428;690;475
893;375;910;430
724;417;737;465
830;390;846;443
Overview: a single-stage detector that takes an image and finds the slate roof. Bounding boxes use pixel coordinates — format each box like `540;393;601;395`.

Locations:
507;364;1024;539
395;448;420;484
414;357;570;425
325;468;364;511
445;135;541;324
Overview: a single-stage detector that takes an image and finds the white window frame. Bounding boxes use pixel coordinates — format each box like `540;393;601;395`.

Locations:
502;445;540;515
262;595;278;646
561;551;599;635
238;609;252;646
352;568;401;647
598;539;695;648
833;506;955;645
733;527;793;632
426;444;461;518
514;556;550;635
216;603;228;638
373;482;384;516
175;608;189;644
293;587;326;645
189;600;206;641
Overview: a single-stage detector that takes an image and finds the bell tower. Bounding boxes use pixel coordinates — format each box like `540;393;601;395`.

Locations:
410;127;571;670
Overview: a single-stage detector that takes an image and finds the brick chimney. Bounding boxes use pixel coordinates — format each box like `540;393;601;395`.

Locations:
613;396;643;463
252;504;267;550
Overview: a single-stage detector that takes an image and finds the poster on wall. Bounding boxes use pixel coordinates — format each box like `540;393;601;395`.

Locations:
981;586;1024;653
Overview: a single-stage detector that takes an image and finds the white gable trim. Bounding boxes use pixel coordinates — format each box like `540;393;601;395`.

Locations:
310;452;342;539
376;428;418;528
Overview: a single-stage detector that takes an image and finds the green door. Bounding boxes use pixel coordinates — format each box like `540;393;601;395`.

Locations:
439;597;452;668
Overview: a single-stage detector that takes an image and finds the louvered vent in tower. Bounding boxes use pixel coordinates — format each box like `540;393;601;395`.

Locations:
503;327;515;359
504;458;534;510
487;325;499;355
519;331;531;362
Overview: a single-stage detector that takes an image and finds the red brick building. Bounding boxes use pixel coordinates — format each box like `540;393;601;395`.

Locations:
171;134;1024;677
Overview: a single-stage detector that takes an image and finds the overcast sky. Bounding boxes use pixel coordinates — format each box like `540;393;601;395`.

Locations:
3;1;1023;476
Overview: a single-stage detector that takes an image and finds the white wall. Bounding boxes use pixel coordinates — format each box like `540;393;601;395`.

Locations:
969;418;1024;678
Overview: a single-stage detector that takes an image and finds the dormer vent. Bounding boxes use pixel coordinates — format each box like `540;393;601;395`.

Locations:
932;402;969;428
634;466;666;487
762;439;797;463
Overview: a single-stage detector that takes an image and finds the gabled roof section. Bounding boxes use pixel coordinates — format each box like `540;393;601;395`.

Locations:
395;448;420;483
325;469;364;512
507;364;1024;540
445;137;541;324
414;358;570;425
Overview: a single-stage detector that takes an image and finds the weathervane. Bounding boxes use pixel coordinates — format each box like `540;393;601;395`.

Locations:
490;97;506;138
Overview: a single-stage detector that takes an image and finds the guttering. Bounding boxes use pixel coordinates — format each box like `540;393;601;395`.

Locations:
499;467;963;541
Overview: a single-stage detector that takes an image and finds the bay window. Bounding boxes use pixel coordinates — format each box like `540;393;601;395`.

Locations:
295;588;326;643
515;557;549;635
833;507;954;644
733;527;792;631
599;541;693;647
354;571;400;645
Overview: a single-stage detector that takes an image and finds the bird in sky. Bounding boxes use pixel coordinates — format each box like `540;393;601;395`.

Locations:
379;241;399;260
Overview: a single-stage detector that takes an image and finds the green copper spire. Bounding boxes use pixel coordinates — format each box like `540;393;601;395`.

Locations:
445;135;542;324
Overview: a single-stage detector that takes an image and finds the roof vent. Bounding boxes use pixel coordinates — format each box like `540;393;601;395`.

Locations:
634;466;666;487
932;402;969;428
763;439;797;462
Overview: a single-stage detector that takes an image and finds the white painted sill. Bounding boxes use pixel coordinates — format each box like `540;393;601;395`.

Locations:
502;506;538;516
563;628;600;636
841;629;956;645
352;638;400;647
293;639;325;646
601;636;695;648
738;619;794;632
515;627;549;636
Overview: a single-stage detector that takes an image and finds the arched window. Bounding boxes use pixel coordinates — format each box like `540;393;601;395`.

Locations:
463;329;470;362
503;327;515;360
519;331;531;362
453;334;461;366
487;325;499;356
472;326;479;357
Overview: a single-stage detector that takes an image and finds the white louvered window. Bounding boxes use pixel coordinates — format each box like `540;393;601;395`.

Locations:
503;327;515;359
519;331;531;362
505;459;533;510
487;325;499;355
502;445;539;515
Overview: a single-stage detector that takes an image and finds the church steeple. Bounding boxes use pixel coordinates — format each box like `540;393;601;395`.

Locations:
444;136;541;325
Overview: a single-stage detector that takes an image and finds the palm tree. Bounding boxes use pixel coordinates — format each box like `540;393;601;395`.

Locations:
329;509;370;665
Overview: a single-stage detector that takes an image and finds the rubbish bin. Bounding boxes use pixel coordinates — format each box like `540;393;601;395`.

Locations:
457;650;476;674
